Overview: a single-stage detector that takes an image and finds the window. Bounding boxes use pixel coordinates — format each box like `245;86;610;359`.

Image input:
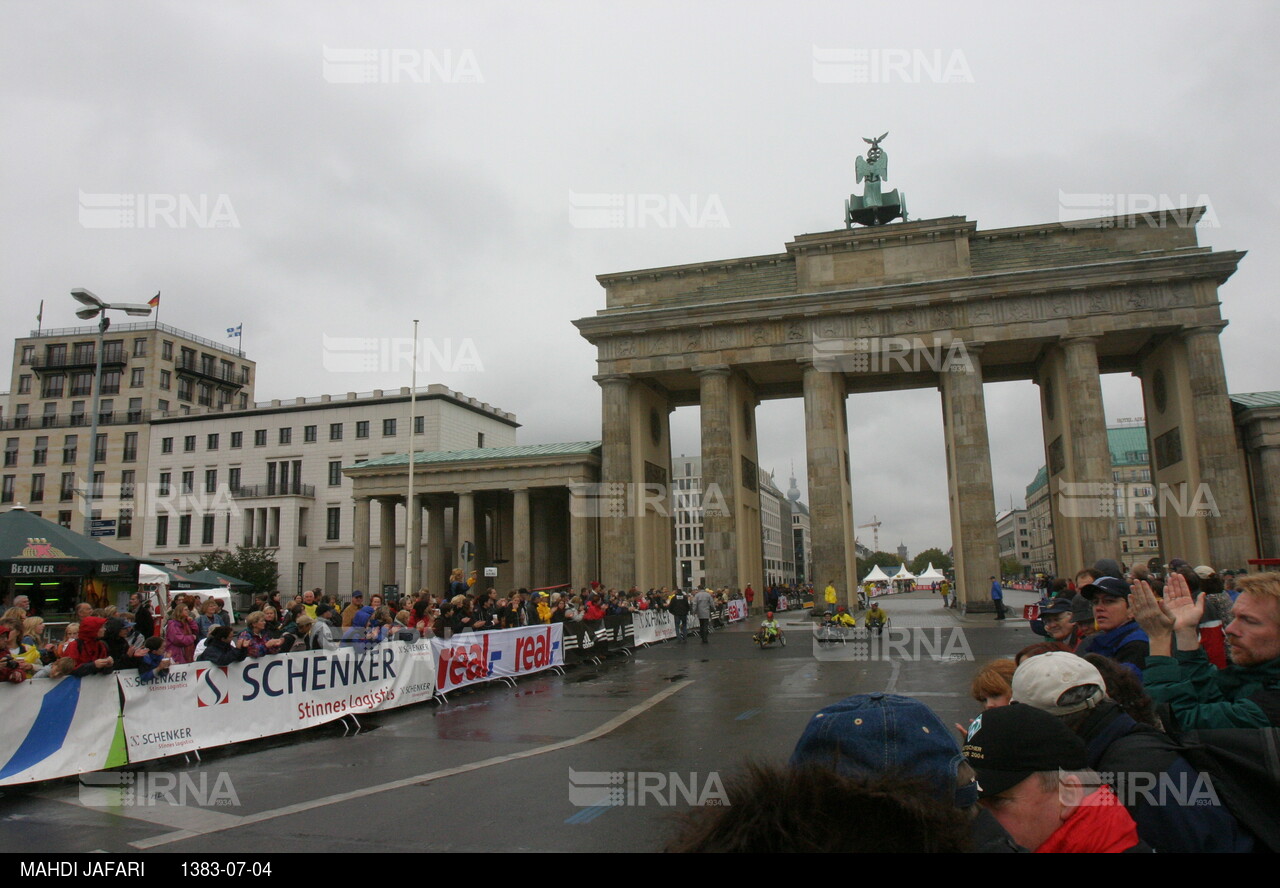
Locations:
328;460;342;486
229;467;241;491
161;437;174;454
414;415;424;435
279;427;292;445
155;514;169;546
1;476;14;504
12;405;28;429
183;435;196;452
72;342;94;364
230;431;243;449
60;472;75;502
178;515;191;546
30;474;44;503
134;338;148;357
21;346;34;364
101;370;121;395
17;374;31;394
202;515;215;545
158;472;171;496
355;421;369;439
3;439;16;467
98;399;114;425
58;510;72;529
329;423;343;441
127;397;142;422
123;432;138;462
121;470;135;499
158;399;169;412
254;429;266;447
181;471;194;494
32;437;47;466
477;432;485;448
177;377;193;402
42;375;64;399
94;434;106;462
383;418;396;437
118;508;132;540
160;369;171;390
130;368;145;388
207;433;219;451
326;507;341;541
197;383;212;407
205;469;218;494
304;425;317;443
63;435;77;464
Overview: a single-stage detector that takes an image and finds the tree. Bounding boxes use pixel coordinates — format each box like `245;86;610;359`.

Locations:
910;548;953;575
185;546;280;594
1000;556;1025;579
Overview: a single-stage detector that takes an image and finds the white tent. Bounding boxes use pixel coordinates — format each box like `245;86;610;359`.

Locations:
861;564;892;584
890;564;916;581
136;564;235;621
916;563;946;583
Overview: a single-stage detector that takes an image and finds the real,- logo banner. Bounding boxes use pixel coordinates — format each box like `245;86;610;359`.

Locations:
433;624;563;693
726;600;748;623
119;640;438;762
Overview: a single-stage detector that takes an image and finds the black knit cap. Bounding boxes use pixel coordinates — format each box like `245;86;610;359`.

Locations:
962;703;1087;798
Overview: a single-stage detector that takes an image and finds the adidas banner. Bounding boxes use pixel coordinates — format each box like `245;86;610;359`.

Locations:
0;675;125;786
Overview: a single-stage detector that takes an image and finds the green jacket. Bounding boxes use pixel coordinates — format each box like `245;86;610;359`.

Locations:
1143;648;1280;730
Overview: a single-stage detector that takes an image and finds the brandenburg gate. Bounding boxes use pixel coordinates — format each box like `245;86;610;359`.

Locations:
574;206;1254;610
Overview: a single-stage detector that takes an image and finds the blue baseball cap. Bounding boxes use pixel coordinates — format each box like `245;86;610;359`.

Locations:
789;693;976;808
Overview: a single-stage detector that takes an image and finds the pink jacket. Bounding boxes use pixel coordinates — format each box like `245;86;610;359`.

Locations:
164;617;198;664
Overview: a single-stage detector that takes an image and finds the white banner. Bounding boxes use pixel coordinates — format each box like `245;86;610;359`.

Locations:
726;600;748;622
631;609;676;645
0;675;124;786
433;624;564;694
120;640;438;762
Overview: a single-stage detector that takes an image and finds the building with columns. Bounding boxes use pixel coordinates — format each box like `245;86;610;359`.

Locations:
343;442;600;596
142;385;517;594
574;207;1256;612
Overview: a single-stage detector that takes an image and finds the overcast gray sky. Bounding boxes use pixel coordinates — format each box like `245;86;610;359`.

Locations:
3;1;1276;557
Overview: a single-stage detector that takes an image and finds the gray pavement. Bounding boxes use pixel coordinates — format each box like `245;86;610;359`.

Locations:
0;587;1048;853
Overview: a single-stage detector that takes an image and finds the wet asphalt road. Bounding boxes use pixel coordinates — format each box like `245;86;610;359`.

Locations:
0;588;1042;854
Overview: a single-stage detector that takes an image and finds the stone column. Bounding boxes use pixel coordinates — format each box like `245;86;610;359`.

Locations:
456;491;475;581
1181;325;1255;567
427;497;448;597
940;346;999;613
1061;336;1120;566
699;366;738;590
802;362;857;612
1252;445;1280;559
512;487;532;590
378;496;398;591
352;495;371;594
570;493;594;594
597;375;634;588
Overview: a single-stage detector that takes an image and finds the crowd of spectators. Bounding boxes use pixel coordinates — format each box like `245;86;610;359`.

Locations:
669;558;1280;853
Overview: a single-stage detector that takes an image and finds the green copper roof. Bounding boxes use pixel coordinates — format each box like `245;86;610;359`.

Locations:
1107;426;1149;466
1231;391;1280;410
349;441;602;470
1026;464;1049;496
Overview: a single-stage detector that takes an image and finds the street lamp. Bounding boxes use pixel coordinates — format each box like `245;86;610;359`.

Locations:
70;288;153;537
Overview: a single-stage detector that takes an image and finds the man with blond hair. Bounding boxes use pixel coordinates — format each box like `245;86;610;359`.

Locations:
1132;571;1280;729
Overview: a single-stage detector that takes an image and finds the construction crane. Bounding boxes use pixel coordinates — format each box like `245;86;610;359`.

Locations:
857;515;882;552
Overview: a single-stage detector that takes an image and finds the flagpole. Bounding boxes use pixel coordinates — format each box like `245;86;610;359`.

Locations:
37;299;43;335
405;319;419;600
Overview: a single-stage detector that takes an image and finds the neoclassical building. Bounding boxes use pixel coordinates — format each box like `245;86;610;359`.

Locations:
574;207;1254;611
